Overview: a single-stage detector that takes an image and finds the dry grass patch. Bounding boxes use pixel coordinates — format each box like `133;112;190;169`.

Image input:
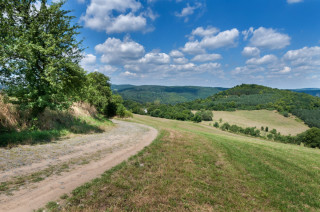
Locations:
206;110;309;135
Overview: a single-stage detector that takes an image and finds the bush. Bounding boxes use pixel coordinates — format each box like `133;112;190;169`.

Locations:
265;126;269;132
213;122;219;128
192;114;202;123
270;129;277;134
297;127;320;148
220;122;230;131
195;110;213;121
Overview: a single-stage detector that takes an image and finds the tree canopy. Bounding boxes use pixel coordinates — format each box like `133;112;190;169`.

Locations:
0;0;85;115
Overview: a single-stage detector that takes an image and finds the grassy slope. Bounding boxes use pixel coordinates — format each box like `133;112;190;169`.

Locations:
205;110;309;135
0;114;113;147
55;115;320;212
113;85;227;104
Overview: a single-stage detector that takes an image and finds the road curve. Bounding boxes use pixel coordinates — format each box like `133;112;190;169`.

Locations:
0;120;157;212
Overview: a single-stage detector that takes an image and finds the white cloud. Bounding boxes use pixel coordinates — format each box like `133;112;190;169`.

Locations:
283;46;320;67
181;40;205;54
95;37;145;65
81;53;96;65
169;50;184;58
173;57;189;64
287;0;303;4
249;27;291;49
139;52;170;64
106;13;146;33
95;65;118;74
81;0;151;33
182;28;239;54
246;54;278;65
191;53;222;62
242;47;260;57
277;66;291;74
190;26;219;38
121;71;137;77
175;3;202;17
200;28;239;50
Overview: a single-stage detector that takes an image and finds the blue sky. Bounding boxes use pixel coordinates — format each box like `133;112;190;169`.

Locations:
58;0;320;88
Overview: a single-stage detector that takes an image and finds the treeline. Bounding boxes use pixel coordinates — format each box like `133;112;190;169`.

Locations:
124;100;211;122
212;122;320;148
113;85;226;104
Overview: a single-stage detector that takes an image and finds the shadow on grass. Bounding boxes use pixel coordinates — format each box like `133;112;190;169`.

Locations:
0;118;104;148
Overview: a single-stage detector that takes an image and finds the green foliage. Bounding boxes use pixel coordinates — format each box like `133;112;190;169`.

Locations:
297;128;320;148
0;0;85;115
213;122;219;128
113;85;227;104
221;122;230;131
181;84;320;128
191;114;202;123
195;110;213;121
266;126;269;132
270;129;277;134
82;72;112;116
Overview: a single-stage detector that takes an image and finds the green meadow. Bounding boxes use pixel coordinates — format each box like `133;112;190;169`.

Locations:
53;114;320;211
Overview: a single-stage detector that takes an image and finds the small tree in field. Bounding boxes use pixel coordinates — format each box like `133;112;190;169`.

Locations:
0;0;85;116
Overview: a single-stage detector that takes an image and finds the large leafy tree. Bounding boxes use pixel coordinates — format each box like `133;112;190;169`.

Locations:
0;0;85;116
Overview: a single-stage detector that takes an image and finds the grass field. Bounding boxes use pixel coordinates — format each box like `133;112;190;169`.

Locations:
206;110;309;135
47;114;320;211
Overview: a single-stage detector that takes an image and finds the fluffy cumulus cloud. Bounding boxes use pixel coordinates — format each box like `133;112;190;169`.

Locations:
182;28;239;54
200;28;239;49
139;52;170;64
242;47;260;57
287;0;303;4
246;27;291;49
283;46;320;71
246;54;278;65
181;40;205;55
191;53;222;62
95;37;145;65
81;0;154;33
173;57;189;64
190;26;219;39
169;50;184;58
81;53;96;65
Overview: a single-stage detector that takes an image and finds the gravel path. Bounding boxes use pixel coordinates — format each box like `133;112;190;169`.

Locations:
0;119;157;212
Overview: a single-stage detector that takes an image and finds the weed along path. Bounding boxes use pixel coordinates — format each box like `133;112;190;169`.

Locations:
0;120;158;212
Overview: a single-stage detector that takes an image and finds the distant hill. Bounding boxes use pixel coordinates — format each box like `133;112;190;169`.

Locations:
290;88;320;97
112;85;227;104
183;84;320;128
111;84;136;91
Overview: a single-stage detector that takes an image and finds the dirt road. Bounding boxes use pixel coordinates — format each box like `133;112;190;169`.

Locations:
0;120;157;212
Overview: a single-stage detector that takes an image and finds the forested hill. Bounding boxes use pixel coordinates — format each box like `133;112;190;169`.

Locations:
112;85;227;104
182;84;320;128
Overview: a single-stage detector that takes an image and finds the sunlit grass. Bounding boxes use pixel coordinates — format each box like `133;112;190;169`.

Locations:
54;115;320;211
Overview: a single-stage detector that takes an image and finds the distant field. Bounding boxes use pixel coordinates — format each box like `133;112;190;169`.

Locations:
56;115;320;211
205;110;309;135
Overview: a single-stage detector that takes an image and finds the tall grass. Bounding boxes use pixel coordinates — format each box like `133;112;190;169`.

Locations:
0;97;112;147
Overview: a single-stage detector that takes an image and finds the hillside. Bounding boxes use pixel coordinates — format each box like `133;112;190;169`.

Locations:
112;85;227;104
202;110;309;135
182;84;320;128
54;115;320;211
